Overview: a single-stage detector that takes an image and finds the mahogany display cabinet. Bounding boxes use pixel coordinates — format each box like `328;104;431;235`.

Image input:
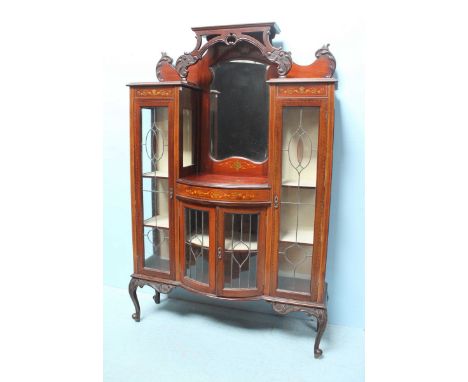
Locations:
127;22;337;358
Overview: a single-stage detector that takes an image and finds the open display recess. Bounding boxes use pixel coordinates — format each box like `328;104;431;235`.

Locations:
127;22;337;358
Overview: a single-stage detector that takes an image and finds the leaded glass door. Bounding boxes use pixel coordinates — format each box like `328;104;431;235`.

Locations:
134;99;175;279
273;101;323;300
217;207;266;297
180;202;216;293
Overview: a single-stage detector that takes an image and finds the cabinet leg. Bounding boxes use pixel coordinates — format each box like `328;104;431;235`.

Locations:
128;278;141;322
128;277;177;321
153;291;161;304
271;302;327;359
311;309;327;359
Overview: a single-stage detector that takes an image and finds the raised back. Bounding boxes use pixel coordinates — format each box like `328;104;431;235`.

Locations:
156;22;336;84
154;23;337;177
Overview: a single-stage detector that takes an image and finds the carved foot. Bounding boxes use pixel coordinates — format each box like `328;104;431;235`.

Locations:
153;292;161;304
271;302;327;358
128;278;141;322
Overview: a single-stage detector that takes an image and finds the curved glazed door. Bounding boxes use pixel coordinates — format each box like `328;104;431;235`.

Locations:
179;201;216;293
216;207;266;298
178;202;266;297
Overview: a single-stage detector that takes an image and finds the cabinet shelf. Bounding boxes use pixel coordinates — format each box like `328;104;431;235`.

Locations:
186;234;258;251
143;216;169;228
282;179;316;188
143;171;169;178
280;228;314;245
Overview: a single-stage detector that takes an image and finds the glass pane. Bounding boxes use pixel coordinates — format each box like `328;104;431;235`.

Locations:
209;60;269;162
141;107;168;177
223;213;258;289
184;208;209;284
141;106;170;272
278;107;319;293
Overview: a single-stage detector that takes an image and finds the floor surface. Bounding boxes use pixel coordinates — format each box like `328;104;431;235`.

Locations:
104;286;364;382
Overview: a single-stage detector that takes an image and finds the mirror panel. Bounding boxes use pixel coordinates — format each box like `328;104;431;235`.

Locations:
180;88;195;168
210;61;269;162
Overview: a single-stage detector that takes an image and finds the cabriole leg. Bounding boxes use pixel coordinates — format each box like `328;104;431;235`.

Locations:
128;278;141;322
311;309;328;358
271;302;328;359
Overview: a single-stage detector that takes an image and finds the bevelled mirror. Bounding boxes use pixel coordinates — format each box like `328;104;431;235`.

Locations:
209;60;269;162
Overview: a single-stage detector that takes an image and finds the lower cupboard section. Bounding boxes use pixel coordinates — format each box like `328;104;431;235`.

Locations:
175;200;317;299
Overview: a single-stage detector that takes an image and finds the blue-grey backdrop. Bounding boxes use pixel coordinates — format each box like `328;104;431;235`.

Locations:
103;14;364;329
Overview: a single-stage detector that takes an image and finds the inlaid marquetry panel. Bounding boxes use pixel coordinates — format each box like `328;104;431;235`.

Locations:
135;88;174;98
176;183;270;203
276;85;327;98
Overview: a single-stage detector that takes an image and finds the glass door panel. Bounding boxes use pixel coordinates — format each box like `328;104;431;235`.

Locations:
223;213;259;289
141;106;170;273
218;209;265;297
184;207;210;284
278;106;319;294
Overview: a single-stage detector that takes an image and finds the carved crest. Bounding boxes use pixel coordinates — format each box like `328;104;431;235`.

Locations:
315;44;336;77
173;24;293;81
266;49;293;77
155;52;174;81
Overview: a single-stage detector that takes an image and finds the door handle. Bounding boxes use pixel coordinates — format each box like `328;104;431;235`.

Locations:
217;247;223;260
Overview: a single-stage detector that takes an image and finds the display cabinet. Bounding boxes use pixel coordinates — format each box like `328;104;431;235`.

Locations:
127;22;337;358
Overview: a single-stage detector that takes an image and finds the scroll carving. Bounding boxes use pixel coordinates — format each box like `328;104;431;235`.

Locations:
156;52;174;81
266;49;293;77
175;53;200;79
133;278;176;294
174;25;293;81
315;44;336;77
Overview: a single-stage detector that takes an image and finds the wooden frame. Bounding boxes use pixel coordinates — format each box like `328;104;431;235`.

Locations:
127;23;337;358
